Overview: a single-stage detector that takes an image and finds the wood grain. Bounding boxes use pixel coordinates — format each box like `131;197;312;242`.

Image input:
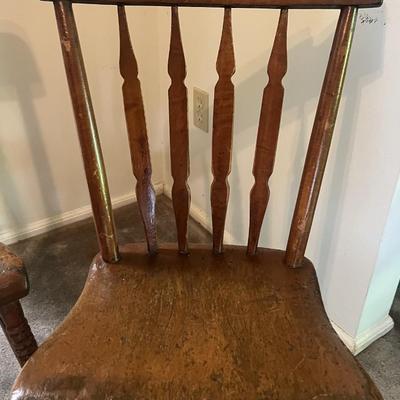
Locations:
118;5;157;254
42;0;383;9
168;7;190;254
247;9;288;256
0;244;29;306
211;8;235;254
0;301;37;367
0;244;37;366
12;244;383;400
285;6;358;267
53;0;119;263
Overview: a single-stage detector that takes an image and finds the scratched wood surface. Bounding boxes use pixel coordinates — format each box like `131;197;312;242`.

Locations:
168;7;190;254
211;8;235;254
118;5;157;254
12;244;383;399
247;9;288;256
285;6;357;267
54;0;120;263
42;0;383;9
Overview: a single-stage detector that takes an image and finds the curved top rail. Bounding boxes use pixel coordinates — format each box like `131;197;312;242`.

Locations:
43;0;382;9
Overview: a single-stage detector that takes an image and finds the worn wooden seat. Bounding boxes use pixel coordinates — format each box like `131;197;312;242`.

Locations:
6;0;384;398
12;244;382;399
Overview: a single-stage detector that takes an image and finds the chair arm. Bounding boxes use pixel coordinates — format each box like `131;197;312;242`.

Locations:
0;243;29;306
0;244;37;366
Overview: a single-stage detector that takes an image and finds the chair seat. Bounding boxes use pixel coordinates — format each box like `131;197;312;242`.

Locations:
12;244;382;400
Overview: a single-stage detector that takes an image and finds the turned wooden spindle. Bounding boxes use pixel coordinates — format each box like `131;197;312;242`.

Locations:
53;0;119;263
168;6;190;254
211;8;235;254
118;5;158;254
0;302;37;366
247;9;288;256
0;244;37;366
285;6;358;267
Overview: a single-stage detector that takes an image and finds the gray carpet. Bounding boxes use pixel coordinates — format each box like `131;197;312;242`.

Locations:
1;195;399;399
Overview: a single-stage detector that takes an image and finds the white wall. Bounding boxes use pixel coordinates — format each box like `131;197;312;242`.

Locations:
358;176;400;334
159;2;400;341
0;1;166;241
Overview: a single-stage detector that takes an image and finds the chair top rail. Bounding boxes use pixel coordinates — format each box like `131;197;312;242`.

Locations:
42;0;382;9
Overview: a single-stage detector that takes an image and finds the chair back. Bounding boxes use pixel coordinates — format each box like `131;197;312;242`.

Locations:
43;0;382;266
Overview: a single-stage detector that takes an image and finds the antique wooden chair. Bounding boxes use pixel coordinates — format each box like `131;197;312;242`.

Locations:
4;0;385;398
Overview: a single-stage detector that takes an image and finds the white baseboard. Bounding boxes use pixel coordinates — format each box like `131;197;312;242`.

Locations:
163;184;236;244
0;182;164;245
331;315;394;355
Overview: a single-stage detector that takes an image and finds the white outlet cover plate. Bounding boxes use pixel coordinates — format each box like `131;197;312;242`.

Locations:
193;87;209;133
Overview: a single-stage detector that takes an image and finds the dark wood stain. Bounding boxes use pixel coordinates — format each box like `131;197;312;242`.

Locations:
53;0;120;264
118;5;158;254
168;6;190;254
0;244;37;366
211;8;235;254
285;6;358;267
42;0;383;9
12;244;383;399
247;9;288;256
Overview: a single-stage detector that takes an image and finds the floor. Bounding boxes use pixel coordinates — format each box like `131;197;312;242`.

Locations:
0;195;399;399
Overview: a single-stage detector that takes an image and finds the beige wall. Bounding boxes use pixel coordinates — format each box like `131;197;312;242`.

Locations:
0;1;166;241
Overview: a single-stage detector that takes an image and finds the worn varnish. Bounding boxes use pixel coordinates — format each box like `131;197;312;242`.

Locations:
247;9;288;256
42;0;383;9
211;8;235;254
0;301;37;367
0;244;37;366
0;244;29;306
118;5;158;254
9;0;384;397
53;0;119;263
168;6;190;254
285;6;357;267
12;244;383;399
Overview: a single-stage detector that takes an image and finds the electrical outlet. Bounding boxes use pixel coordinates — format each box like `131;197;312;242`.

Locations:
193;88;209;133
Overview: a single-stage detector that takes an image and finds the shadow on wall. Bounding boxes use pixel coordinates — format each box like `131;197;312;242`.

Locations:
0;22;61;230
316;8;385;292
227;8;384;288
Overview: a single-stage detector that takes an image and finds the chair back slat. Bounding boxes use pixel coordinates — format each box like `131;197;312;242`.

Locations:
53;0;119;263
285;6;357;267
43;0;383;10
118;5;158;254
247;8;288;256
211;7;235;254
168;7;190;254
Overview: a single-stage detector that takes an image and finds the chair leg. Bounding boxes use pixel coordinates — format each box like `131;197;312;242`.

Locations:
0;300;37;366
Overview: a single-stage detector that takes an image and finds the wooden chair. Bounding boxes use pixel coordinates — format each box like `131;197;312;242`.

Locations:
7;0;384;398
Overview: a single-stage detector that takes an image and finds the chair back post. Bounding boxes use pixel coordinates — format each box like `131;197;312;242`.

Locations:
53;0;119;263
285;6;358;267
